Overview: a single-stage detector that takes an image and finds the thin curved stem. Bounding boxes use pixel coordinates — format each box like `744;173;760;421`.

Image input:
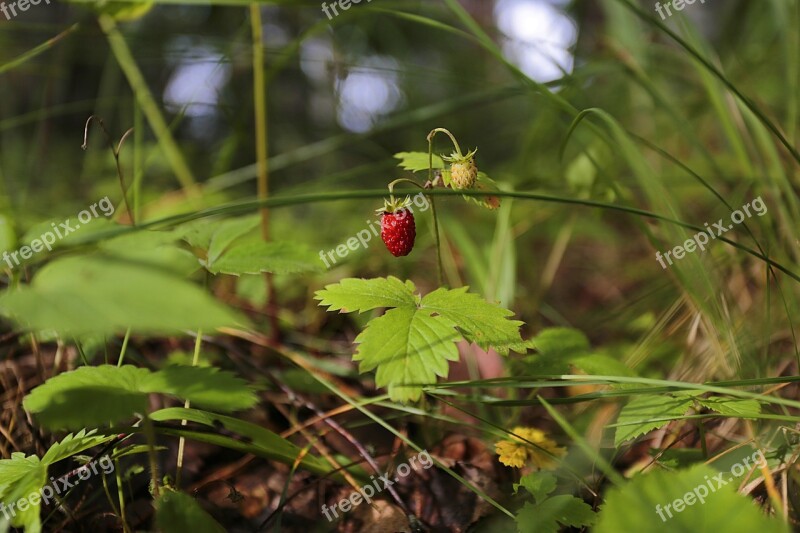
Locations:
428;127;462;157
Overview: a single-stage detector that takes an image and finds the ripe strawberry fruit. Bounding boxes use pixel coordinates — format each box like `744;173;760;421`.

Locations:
380;208;416;257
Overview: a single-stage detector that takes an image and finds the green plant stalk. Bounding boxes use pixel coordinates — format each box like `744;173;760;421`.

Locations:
56;188;800;285
117;328;131;367
98;15;198;194
115;458;131;533
250;4;280;340
426;136;444;285
142;414;160;498
0;24;79;75
175;328;202;488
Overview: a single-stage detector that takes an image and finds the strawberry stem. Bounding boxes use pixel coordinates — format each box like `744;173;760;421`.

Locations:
427;127;463;158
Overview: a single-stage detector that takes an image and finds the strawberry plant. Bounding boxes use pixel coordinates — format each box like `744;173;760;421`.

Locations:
2;1;800;532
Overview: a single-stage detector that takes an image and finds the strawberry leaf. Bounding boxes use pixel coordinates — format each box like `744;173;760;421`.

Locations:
315;276;417;313
315;277;528;401
394;152;445;173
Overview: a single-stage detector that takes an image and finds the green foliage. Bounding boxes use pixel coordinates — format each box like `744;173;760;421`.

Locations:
149;408;335;477
614;393;695;446
595;464;788;533
513;472;596;533
155;490;226;533
316;277;528;401
394;151;445;172
0;256;246;336
697;396;762;417
24;365;258;430
0;453;46;533
181;215;321;275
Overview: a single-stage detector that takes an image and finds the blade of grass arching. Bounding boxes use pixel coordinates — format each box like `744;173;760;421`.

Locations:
59;188;800;284
0;23;79;76
433;374;800;411
564;108;737;370
274;346;516;519
612;44;723;177
614;0;800;166
98;14;198;194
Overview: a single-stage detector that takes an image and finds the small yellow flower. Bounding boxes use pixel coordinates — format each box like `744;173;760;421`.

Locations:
495;427;566;469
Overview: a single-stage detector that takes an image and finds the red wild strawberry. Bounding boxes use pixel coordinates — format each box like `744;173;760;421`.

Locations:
380;207;416;257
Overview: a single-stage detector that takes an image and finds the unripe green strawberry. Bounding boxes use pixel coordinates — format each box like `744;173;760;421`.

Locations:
443;148;478;190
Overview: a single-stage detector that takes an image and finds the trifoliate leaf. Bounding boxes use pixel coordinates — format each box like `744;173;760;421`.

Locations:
595;464;788;533
697;396;761;418
614;394;694;446
516;496;596;533
23;365;258;431
316;277;528;401
394;152;445;173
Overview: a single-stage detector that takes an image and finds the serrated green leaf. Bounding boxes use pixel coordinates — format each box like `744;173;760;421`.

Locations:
24;365;258;431
354;307;460;402
315;276;417;313
23;365;151;430
0;256;246;336
317;278;527;401
614;394;694;446
208;238;323;276
421;287;527;354
155;490;226;533
42;429;114;465
516;495;596;533
595;464;788;533
514;471;557;503
394;151;445;172
141;365;258;412
698;396;761;418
